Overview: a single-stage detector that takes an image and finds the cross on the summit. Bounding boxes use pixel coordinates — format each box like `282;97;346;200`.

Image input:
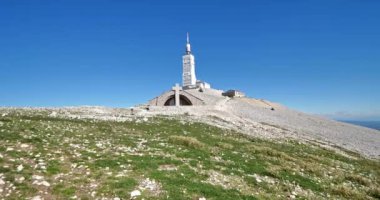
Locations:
172;83;182;106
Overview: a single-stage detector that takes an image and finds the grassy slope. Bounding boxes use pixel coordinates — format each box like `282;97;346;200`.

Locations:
0;112;379;199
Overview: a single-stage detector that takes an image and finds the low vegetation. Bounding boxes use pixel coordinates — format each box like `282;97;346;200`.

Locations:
0;110;379;199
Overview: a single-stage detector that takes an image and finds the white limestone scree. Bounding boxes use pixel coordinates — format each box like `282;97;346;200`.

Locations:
182;32;197;87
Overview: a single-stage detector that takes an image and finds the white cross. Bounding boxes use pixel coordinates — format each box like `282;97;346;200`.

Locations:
172;83;182;106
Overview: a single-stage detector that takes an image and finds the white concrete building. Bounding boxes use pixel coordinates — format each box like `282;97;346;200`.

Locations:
222;90;245;98
182;33;197;88
196;80;211;90
148;33;246;107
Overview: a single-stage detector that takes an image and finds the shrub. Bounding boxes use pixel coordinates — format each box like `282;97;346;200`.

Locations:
345;174;371;186
331;185;365;199
368;187;380;199
169;135;205;149
216;142;234;149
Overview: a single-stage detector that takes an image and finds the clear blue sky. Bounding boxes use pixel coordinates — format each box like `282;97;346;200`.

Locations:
1;0;379;120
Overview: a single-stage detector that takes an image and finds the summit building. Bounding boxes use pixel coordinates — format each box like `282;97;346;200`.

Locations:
148;33;243;107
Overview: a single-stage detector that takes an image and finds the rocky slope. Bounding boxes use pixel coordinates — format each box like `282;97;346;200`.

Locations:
2;94;379;160
0;108;379;199
143;96;380;159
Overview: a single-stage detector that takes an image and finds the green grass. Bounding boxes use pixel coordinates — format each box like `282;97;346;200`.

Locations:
279;170;323;192
46;160;61;175
0;110;379;199
53;184;76;197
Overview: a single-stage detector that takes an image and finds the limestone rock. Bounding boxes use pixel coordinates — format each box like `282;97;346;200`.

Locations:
17;164;24;172
31;196;43;200
41;181;50;187
130;190;141;198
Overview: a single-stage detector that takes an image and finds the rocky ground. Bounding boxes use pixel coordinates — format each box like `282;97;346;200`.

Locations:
143;96;380;159
6;95;378;160
0;106;379;199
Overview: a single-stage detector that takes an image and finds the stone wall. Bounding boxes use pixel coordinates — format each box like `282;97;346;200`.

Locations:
148;90;204;106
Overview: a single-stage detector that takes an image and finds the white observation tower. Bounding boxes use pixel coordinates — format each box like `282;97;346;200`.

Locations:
182;32;197;88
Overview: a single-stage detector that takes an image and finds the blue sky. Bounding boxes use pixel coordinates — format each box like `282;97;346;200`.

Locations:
0;0;379;120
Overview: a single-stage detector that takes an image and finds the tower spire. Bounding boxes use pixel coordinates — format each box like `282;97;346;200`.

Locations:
186;32;191;54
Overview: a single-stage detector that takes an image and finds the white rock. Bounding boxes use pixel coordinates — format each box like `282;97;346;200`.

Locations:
32;175;44;180
16;176;25;183
20;144;29;148
17;164;24;172
49;111;57;117
6;147;14;151
252;174;262;183
199;197;207;200
31;196;43;200
113;198;121;200
139;178;160;192
41;181;50;187
130;190;141;198
0;179;5;185
0;153;3;158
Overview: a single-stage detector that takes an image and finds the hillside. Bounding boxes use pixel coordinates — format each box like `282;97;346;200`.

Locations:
145;96;380;159
0;108;379;199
